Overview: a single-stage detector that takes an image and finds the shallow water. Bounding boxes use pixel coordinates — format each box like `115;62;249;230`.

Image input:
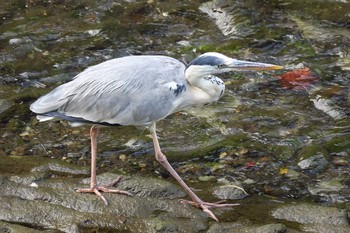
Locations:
0;0;349;232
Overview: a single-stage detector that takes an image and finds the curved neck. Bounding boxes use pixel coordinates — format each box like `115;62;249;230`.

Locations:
185;66;225;104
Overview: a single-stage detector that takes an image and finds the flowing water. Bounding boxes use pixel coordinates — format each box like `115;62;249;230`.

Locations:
0;0;349;232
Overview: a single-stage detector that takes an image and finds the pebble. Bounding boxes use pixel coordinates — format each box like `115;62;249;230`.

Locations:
284;169;300;180
332;157;348;166
0;99;14;114
30;182;38;188
67;153;80;158
9;38;25;45
119;154;126;162
297;153;329;174
198;175;216;182
212;184;248;200
243;178;256;185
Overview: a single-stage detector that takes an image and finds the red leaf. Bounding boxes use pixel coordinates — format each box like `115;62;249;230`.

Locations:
245;161;256;168
278;68;319;89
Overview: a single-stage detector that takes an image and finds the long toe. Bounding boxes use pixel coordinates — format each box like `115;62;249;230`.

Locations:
75;187;109;205
75;186;132;206
97;186;133;196
179;199;239;221
105;176;123;187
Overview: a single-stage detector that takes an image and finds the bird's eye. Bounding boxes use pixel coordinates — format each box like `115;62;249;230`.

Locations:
217;64;225;68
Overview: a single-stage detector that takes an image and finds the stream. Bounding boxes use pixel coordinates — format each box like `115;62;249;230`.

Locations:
0;0;349;232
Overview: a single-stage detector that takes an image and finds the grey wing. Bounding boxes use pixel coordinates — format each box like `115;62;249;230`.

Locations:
30;56;188;126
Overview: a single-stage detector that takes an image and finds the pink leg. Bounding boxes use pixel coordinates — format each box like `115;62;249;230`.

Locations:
76;125;132;205
150;123;238;221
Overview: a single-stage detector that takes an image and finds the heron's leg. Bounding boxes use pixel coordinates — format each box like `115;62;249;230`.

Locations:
75;125;132;205
90;125;99;189
150;123;238;222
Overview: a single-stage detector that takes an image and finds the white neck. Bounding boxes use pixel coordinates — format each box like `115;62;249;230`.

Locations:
184;65;225;106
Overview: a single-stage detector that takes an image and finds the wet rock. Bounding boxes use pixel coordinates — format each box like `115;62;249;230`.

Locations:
311;95;347;120
272;203;349;225
0;169;206;233
0;99;14;114
8;172;50;186
332;151;349;166
207;222;288;233
241;81;270;92
308;179;347;204
254;223;288;233
0;75;18;84
297;153;329;174
79;172;186;199
332;157;348;166
0;221;43;233
31;163;89;175
38;73;75;84
144;217;206;233
9;37;30;45
297;145;329;174
302;223;350;233
85;29;101;37
206;222;246;233
199;0;254;37
19;71;48;79
308;179;344;195
212;184;248;200
198;175;216;182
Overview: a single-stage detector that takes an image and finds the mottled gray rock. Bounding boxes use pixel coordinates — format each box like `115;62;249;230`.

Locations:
302;224;350;233
206;222;247;233
79;172;187;199
297;153;329;174
0;221;43;233
31;162;89;175
0;99;13;114
0;192;207;232
254;223;288;233
240;81;269;92
272;203;349;225
212;184;248;200
308;179;344;195
207;222;288;233
0;170;206;233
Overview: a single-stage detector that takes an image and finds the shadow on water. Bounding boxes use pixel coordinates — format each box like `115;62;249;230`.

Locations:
0;0;349;232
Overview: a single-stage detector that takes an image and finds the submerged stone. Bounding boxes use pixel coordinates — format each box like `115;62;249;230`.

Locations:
297;153;329;174
272;203;349;225
308;179;344;195
207;222;288;233
0;99;14;114
198;175;216;182
212;184;248;200
297;145;329;174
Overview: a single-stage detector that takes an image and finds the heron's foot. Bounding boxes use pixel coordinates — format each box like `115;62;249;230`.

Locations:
75;177;133;206
179;199;239;222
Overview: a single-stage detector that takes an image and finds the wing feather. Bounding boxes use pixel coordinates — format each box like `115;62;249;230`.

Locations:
30;55;187;126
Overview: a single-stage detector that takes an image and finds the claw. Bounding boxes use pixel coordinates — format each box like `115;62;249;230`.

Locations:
93;188;109;206
203;206;219;222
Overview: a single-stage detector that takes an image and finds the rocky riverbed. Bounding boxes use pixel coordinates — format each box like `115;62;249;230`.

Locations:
0;0;349;232
0;155;349;233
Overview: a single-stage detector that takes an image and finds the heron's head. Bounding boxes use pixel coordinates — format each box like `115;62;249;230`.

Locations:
186;52;283;77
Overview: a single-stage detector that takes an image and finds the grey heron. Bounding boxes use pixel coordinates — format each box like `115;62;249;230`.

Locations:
30;52;282;221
